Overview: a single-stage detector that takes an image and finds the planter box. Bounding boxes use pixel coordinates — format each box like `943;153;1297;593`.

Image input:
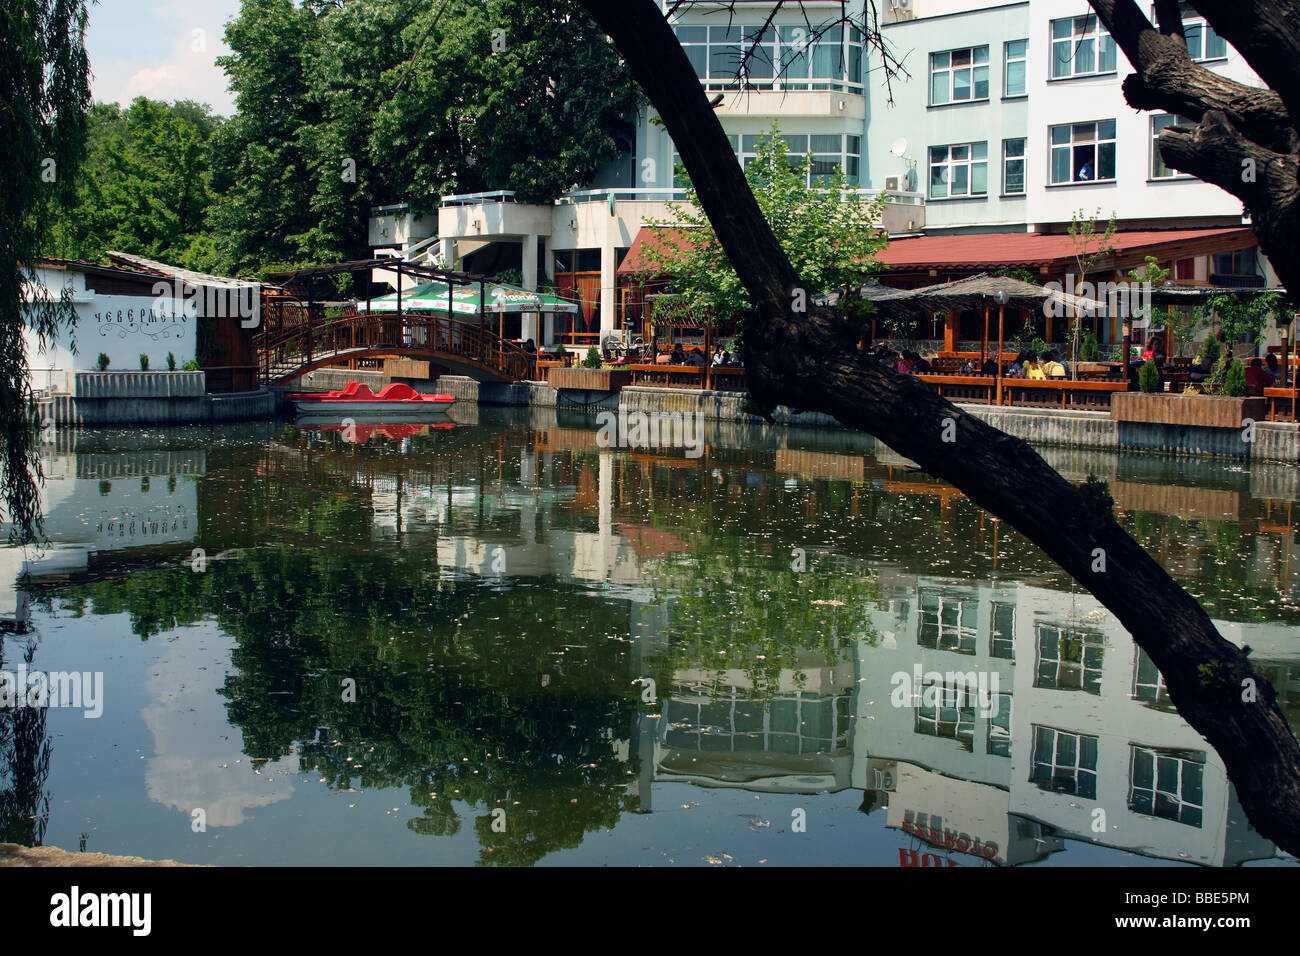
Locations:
70;370;206;399
1110;393;1265;428
546;367;631;391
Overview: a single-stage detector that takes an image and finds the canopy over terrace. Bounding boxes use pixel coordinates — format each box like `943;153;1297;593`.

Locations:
369;281;578;316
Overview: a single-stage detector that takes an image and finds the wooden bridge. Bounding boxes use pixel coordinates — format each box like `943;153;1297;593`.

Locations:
255;306;538;386
258;259;540;386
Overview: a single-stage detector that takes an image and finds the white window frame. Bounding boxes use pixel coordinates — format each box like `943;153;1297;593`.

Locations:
1129;745;1205;827
928;142;989;200
1002;138;1026;195
1150;114;1192;179
1034;624;1104;694
1031;725;1099;798
1153;3;1228;62
1050;15;1117;79
1049;120;1117;185
1004;39;1028;97
929;46;990;106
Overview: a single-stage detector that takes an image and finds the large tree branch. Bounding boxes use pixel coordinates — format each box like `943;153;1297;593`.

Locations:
581;0;1300;855
1089;0;1295;155
1186;0;1300;128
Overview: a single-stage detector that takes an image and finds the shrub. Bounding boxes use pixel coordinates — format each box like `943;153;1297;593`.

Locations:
583;346;602;369
555;343;567;355
1223;358;1247;397
1138;358;1161;393
1080;332;1100;362
167;352;176;371
139;354;150;371
1200;334;1220;368
96;353;110;371
182;359;200;372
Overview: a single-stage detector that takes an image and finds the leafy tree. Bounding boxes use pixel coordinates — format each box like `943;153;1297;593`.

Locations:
49;99;222;267
3;0;91;541
636;126;887;327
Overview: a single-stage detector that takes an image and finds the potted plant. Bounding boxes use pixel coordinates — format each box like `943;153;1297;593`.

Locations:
139;354;150;371
96;353;110;371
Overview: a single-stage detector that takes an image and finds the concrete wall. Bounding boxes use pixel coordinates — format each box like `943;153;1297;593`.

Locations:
40;388;277;426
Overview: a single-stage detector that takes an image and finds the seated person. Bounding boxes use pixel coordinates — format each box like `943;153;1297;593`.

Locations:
1245;358;1272;396
960;360;975;375
1025;357;1047;380
670;344;686;364
523;338;536;354
1052;349;1071;378
1266;353;1282;383
912;351;933;374
711;347;727;367
685;348;705;367
980;357;999;376
1040;350;1067;379
894;352;914;374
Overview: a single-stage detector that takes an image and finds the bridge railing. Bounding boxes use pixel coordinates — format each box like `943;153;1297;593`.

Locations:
255;310;538;384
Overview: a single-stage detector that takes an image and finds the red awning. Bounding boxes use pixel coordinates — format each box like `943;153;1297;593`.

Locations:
873;227;1255;272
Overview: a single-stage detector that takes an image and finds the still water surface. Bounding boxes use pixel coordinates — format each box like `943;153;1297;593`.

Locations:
2;407;1297;866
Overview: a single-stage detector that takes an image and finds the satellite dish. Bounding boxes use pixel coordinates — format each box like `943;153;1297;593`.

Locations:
891;137;908;158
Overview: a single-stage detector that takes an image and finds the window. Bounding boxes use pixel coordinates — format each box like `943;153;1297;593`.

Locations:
674;23;864;92
1050;15;1117;79
727;132;861;187
1002;138;1026;195
990;602;1016;659
1132;647;1173;708
1049;120;1116;184
1213;248;1256;276
1151;114;1192;179
1130;746;1205;826
929;143;988;199
1004;39;1028;96
914;683;975;751
1031;725;1098;798
930;46;990;105
1035;624;1104;694
1172;2;1228;61
918;588;979;651
987;693;1012;757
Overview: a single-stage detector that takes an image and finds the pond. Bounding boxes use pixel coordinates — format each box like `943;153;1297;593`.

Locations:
1;407;1297;866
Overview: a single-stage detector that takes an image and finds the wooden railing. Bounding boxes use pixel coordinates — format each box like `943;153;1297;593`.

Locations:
254;311;538;384
918;374;1130;409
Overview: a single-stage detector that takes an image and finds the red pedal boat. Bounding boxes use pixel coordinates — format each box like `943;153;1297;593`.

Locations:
290;381;456;421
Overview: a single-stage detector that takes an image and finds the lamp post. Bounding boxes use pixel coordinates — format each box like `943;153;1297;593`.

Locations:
1122;318;1132;388
993;288;1009;405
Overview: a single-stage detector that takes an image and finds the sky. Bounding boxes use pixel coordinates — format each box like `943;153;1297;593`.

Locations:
84;0;243;116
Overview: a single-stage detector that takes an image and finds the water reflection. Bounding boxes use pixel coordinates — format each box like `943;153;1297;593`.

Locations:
4;411;1298;865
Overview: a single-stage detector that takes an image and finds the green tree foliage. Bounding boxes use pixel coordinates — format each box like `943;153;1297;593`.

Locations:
1223;357;1247;397
3;0;91;541
637;126;888;326
209;0;635;276
49;99;222;266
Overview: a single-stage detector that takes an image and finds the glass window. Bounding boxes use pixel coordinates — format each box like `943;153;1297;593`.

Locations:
1049;120;1118;184
1004;39;1028;96
1002;138;1026;194
1050;15;1117;79
1034;624;1105;693
988;694;1012;757
928;142;989;199
930;46;990;105
1173;2;1228;61
1130;745;1205;826
1150;114;1190;178
1031;725;1099;798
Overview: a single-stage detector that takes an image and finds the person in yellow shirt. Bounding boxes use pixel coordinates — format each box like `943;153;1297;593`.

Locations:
1040;350;1067;378
1026;357;1047;380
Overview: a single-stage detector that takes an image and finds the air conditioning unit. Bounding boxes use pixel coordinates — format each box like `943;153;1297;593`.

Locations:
884;176;901;191
885;0;915;23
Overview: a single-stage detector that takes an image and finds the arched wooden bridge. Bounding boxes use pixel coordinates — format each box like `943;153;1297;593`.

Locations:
255;308;538;386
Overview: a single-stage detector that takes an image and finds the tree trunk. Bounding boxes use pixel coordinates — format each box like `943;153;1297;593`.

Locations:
579;0;1300;854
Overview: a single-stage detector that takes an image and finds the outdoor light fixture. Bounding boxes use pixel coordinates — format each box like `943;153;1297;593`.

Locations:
993;289;1009;306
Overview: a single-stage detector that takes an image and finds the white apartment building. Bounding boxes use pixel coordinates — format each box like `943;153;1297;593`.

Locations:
369;0;1278;350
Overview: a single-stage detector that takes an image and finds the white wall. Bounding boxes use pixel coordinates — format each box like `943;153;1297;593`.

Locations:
25;266;198;391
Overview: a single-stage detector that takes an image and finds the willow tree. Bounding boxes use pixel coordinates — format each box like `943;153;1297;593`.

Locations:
1;0;91;542
576;0;1300;852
